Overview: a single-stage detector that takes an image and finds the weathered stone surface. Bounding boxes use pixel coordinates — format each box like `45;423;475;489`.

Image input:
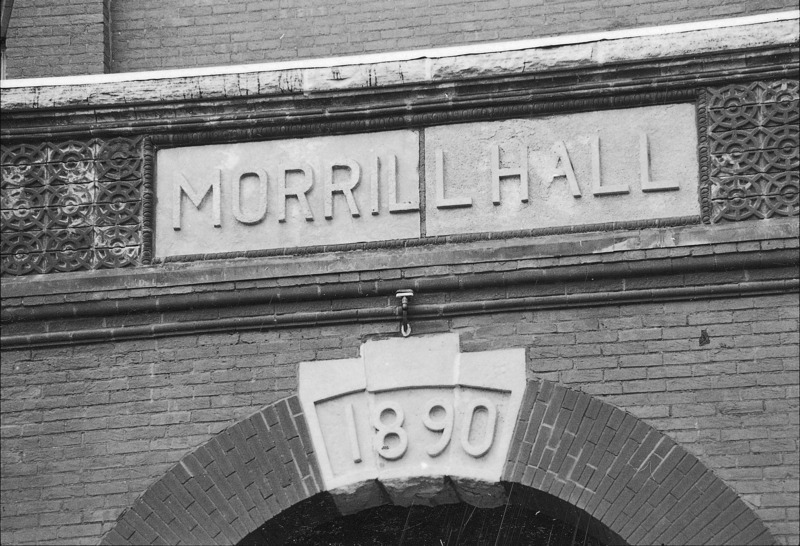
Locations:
430;43;595;81
329;480;388;516
1;15;796;109
303;60;427;92
594;19;799;65
424;104;699;236
451;478;508;509
155;130;420;257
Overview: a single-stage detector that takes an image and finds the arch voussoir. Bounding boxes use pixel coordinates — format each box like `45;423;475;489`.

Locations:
100;396;321;545
503;380;776;546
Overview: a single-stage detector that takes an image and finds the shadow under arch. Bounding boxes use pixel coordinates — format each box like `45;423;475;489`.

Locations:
238;481;625;545
100;380;776;545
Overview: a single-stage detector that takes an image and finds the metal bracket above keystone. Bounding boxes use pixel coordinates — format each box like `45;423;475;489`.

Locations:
395;289;414;337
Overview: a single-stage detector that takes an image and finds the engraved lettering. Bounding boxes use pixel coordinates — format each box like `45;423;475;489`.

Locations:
435;148;472;209
231;169;268;225
387;154;418;213
345;403;362;464
279;164;315;222
640;133;680;192
373;401;408;460
370;156;380;215
591;135;629;196
547;141;582;197
491;144;528;204
422;399;453;457
173;172;221;230
461;398;497;458
325;160;361;219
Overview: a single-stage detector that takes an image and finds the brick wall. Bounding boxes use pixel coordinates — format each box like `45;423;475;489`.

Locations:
1;293;797;544
4;0;109;79
3;0;798;78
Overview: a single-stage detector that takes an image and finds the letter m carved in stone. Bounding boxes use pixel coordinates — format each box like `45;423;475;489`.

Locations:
173;172;221;230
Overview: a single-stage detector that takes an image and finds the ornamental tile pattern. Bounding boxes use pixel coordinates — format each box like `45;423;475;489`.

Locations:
1;137;143;275
706;80;800;222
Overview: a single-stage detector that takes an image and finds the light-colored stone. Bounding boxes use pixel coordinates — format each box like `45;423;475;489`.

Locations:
298;333;527;500
362;334;461;392
155;130;421;257
380;476;461;507
430;43;595;81
424;103;699;237
303;60;428;92
594;19;800;65
1;13;796;108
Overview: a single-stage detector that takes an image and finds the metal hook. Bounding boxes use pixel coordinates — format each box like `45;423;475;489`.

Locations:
396;289;414;337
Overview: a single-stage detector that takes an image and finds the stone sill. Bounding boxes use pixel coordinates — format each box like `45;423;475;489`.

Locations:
0;11;797;110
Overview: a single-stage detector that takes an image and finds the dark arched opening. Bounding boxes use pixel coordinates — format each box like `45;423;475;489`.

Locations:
239;484;626;546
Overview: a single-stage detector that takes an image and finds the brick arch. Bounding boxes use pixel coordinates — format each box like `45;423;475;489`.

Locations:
502;380;776;546
100;381;775;545
100;396;323;545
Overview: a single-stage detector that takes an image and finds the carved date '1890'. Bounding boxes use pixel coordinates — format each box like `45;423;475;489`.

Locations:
344;398;499;463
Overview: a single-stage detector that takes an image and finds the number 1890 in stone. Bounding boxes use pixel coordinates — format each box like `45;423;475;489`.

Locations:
366;397;498;461
315;387;511;481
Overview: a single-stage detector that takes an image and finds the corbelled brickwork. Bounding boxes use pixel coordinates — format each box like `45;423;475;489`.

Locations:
1;293;797;544
4;0;798;78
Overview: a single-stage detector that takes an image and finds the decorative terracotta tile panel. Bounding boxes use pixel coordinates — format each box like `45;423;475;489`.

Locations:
705;80;800;223
0;137;143;275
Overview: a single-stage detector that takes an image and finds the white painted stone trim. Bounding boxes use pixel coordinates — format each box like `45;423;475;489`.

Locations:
0;11;797;109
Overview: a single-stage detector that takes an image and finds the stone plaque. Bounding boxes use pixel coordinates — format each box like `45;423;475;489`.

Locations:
424;103;699;236
298;334;527;505
155;130;421;257
154;104;700;257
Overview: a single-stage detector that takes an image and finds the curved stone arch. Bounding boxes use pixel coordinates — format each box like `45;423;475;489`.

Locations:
100;381;775;545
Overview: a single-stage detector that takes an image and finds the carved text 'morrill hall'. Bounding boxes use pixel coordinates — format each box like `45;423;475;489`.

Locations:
171;132;680;229
155;104;699;256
